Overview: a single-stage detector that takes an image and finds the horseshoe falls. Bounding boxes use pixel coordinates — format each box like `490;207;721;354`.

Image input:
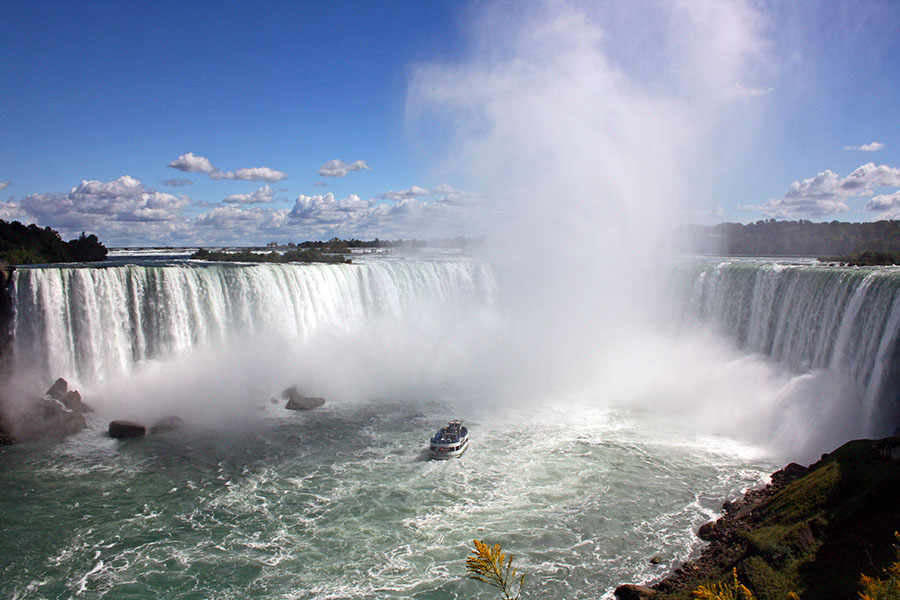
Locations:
2;255;899;599
674;259;900;453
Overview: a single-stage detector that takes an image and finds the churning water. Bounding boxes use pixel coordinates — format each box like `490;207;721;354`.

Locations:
0;397;772;599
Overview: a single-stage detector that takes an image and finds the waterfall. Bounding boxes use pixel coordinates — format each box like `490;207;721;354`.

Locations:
675;260;900;433
9;258;497;386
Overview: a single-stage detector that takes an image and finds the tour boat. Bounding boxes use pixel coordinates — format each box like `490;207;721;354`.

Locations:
428;420;469;459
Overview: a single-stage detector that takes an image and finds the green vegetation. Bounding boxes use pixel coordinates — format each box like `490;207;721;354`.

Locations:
662;439;900;600
270;235;486;252
190;247;348;264
693;568;755;600
466;540;526;600
0;219;107;264
859;533;900;600
820;250;900;266
675;220;900;257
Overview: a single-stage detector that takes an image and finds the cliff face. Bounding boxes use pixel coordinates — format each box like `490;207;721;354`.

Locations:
0;260;14;367
619;438;900;600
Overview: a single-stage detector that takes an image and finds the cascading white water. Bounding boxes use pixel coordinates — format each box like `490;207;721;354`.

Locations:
10;257;497;388
8;255;900;451
675;259;900;435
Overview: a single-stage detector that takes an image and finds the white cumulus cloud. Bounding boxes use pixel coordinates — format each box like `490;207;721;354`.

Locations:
212;167;287;182
223;185;275;204
843;142;885;152
865;191;900;219
168;153;287;182
168;152;217;174
381;185;430;201
0;199;26;220
0;181;10;191
20;176;190;237
317;159;372;178
741;162;900;218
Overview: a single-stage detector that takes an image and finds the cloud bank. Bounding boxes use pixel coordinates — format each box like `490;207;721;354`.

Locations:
3;172;479;245
741;162;900;218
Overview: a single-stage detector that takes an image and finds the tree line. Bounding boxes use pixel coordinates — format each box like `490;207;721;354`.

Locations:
0;220;108;264
674;220;900;257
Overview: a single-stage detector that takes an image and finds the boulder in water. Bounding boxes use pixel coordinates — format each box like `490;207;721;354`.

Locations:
614;584;657;599
150;416;184;434
46;378;93;413
286;395;326;411
282;386;326;411
697;521;720;541
46;378;68;399
7;397;87;442
109;420;146;438
0;415;17;445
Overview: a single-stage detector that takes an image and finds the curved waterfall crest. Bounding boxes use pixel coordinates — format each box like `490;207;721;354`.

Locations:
10;259;497;385
678;260;900;431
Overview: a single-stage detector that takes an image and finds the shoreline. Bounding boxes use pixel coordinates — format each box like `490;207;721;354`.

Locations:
615;437;900;600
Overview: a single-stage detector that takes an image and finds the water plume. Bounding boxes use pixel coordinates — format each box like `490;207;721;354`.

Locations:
405;1;893;461
406;10;763;382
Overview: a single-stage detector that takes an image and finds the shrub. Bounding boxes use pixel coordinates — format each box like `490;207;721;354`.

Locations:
693;568;756;600
466;539;526;600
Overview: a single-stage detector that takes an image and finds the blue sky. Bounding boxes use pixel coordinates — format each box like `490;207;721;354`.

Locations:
1;0;899;246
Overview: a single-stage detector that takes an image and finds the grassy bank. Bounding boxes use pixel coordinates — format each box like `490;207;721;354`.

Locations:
643;438;900;600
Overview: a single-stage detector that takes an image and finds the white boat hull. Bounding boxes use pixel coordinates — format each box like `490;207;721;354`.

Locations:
429;437;469;459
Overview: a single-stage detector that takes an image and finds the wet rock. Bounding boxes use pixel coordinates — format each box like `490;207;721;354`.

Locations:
60;390;92;413
150;416;184;434
698;521;720;541
109;420;146;438
282;386;326;410
12;397;87;442
649;555;662;565
46;378;93;413
0;415;17;445
771;462;809;486
46;378;68;399
286;395;326;411
614;584;657;599
0;261;13;324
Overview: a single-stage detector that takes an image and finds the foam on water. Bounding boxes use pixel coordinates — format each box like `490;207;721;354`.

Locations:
0;397;775;600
